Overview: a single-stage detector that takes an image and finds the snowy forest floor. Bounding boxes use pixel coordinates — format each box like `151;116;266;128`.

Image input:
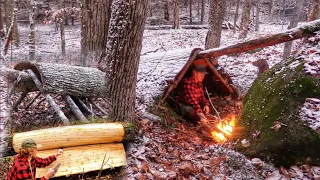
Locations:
0;22;319;179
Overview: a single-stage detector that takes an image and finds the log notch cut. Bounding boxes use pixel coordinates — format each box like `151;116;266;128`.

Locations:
7;61;110;123
12;123;125;151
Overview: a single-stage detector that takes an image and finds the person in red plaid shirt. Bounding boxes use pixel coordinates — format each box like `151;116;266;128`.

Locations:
7;138;63;180
175;65;211;125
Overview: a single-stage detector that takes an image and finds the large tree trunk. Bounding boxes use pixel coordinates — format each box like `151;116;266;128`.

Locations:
98;0;148;122
80;0;112;66
0;66;12;158
205;0;226;49
29;0;36;61
173;0;180;29
233;0;241;34
4;0;19;47
239;0;252;39
60;0;66;56
282;0;304;60
13;62;107;97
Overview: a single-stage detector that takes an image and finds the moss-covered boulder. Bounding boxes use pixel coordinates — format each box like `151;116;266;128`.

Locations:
236;58;320;167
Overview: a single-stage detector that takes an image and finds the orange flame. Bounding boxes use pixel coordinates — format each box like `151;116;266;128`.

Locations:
211;115;236;142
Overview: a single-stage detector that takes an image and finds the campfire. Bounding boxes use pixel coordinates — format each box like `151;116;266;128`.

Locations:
211;115;236;142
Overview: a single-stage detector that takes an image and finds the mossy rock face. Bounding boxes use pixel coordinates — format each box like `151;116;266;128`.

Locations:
237;58;320;167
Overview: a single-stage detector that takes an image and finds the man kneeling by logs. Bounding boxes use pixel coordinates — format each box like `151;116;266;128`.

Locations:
175;65;211;126
7;138;63;180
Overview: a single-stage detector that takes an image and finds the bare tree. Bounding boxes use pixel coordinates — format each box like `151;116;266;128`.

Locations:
164;0;169;21
98;0;148;121
239;0;252;39
60;0;66;55
205;0;226;49
0;67;12;158
173;0;180;28
80;0;112;66
233;0;241;34
283;0;305;60
4;0;19;47
269;0;273;15
201;0;205;24
29;0;36;61
255;0;260;31
189;0;192;24
0;3;4;38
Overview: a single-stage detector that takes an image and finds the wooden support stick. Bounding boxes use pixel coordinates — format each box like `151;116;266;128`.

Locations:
37;94;59;106
26;69;71;125
25;91;41;109
73;97;92;115
159;49;201;105
89;98;108;116
204;58;234;94
13;91;28;111
63;95;88;122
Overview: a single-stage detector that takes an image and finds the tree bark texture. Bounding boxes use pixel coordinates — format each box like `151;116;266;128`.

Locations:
80;0;112;66
29;0;36;61
205;0;226;49
201;0;205;24
233;0;241;34
12;123;125;151
173;0;180;29
189;0;192;24
98;0;148;122
4;0;19;47
239;0;252;39
3;2;18;55
164;0;169;21
14;62;107;97
197;19;320;59
60;0;66;55
36;143;126;178
283;0;304;60
0;66;12;158
307;0;320;21
0;3;5;38
255;0;260;31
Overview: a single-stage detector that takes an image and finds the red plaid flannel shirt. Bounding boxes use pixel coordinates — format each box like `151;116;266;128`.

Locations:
7;154;56;180
176;77;209;113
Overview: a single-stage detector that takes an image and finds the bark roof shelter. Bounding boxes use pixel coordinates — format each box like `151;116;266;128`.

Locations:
160;48;238;105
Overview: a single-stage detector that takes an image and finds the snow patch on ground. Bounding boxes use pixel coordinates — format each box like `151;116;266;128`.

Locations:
299;98;320;131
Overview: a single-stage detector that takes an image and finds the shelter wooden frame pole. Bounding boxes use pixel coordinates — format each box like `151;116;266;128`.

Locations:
73;97;93;115
13;91;28;111
89;98;108;115
159;49;201;105
26;69;71;125
204;58;234;94
63;95;88;122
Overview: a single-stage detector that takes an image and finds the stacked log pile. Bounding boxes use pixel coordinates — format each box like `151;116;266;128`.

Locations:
12;123;127;178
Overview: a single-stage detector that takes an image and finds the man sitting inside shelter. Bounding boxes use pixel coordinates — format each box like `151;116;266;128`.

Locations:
175;65;211;126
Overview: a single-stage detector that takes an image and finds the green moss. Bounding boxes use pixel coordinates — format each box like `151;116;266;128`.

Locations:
237;59;320;167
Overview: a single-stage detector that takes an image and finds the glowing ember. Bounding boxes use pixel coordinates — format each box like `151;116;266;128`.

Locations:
211;115;236;142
